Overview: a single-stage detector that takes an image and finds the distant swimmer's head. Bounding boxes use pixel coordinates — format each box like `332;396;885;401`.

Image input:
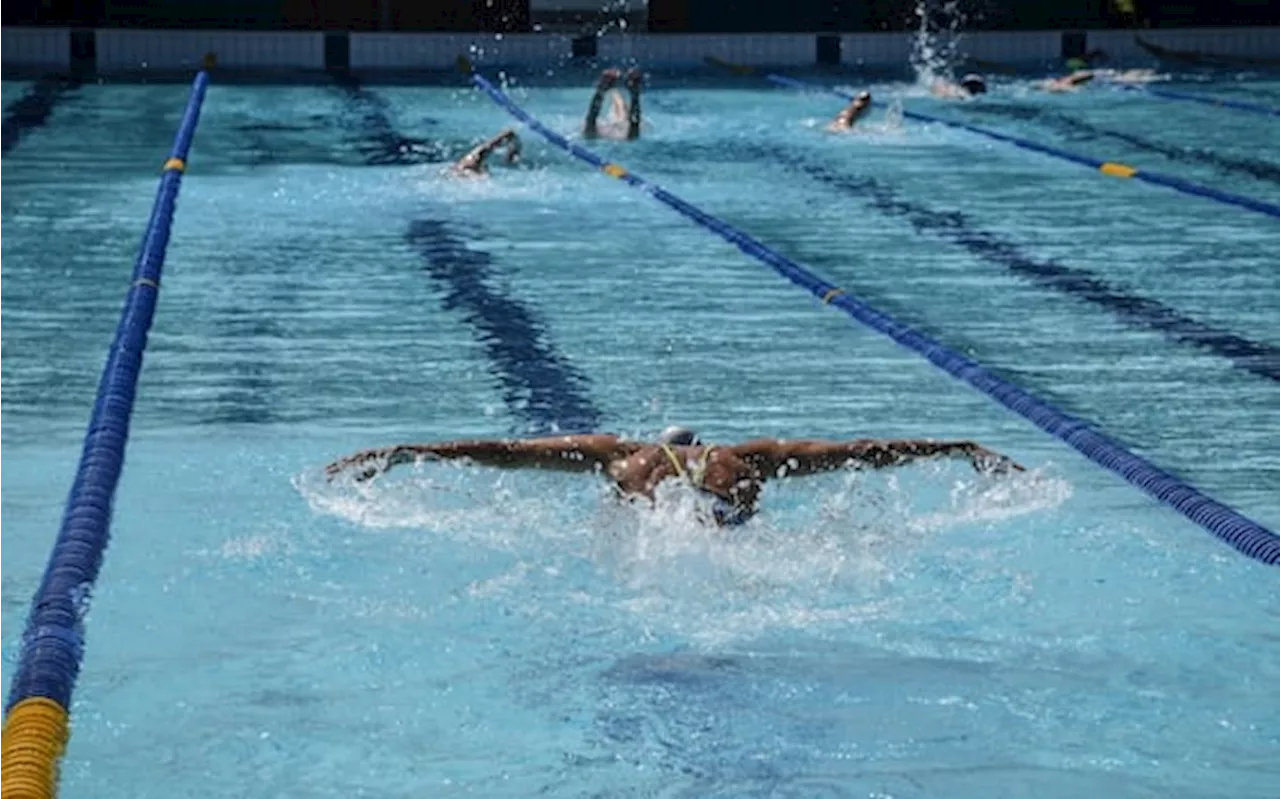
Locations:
505;134;522;165
658;425;700;446
854;90;872;107
960;74;987;95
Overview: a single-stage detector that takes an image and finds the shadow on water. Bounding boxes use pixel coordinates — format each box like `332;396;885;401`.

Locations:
205;311;285;426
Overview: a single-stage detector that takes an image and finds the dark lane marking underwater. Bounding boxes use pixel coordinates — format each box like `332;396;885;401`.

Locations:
961;102;1280;186
2;77;80;154
407;220;603;434
751;144;1280;382
329;72;448;166
329;73;601;433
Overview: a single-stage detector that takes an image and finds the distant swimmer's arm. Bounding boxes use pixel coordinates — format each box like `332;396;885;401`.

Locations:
625;69;643;140
584;69;621;139
733;438;1024;479
326;435;642;481
454;129;516;174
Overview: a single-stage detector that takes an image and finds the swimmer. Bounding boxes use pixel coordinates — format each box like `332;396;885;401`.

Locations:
1039;69;1096;93
827;90;873;131
325;425;1023;527
584;68;644;140
1097;68;1163;85
931;73;987;99
452;128;522;176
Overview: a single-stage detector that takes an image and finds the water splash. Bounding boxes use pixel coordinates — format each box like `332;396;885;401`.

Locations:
296;460;1071;645
909;0;968;87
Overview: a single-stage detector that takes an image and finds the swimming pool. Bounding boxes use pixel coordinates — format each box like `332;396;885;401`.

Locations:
2;63;1277;797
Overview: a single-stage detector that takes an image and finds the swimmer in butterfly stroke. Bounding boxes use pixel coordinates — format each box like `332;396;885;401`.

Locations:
325;426;1024;527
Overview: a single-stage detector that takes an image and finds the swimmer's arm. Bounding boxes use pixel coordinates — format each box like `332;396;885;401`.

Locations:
326;435;642;480
626;87;641;140
585;77;619;139
733;439;1024;478
454;129;513;173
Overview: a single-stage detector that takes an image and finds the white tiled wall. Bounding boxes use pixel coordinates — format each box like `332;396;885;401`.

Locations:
840;33;912;66
531;0;644;10
599;34;815;67
95;30;323;71
1;27;71;70
958;31;1061;64
3;26;1280;73
1087;26;1280;62
350;33;572;70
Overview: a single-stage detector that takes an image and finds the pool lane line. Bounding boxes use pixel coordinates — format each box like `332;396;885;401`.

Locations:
1;71;209;799
407;220;602;434
772;149;1280;383
664;135;1280;380
471;71;1280;565
329;72;447;166
962;101;1280;186
1115;83;1280;118
327;73;603;434
761;73;1280;221
1;76;80;154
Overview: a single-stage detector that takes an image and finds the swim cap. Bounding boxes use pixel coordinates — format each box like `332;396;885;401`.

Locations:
658;425;699;446
960;74;987;95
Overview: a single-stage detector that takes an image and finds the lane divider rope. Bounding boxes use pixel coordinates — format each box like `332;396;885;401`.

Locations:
1;70;210;799
1115;83;1280;118
761;72;1280;221
470;71;1279;566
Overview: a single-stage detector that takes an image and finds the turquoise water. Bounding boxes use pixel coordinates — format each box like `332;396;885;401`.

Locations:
2;67;1278;797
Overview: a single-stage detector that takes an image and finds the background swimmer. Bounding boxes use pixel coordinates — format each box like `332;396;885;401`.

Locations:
828;91;873;131
931;73;987;99
1039;69;1096;93
452;128;521;177
584;68;644;140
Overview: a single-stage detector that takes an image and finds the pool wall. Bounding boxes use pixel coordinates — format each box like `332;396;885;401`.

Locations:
3;26;1279;75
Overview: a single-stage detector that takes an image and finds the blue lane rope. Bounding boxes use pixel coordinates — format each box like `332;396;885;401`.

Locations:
764;74;1280;222
1116;83;1280;118
471;72;1280;566
4;71;210;713
961;102;1280;186
776;153;1280;383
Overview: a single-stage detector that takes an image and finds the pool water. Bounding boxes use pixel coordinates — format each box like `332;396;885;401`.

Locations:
2;64;1278;798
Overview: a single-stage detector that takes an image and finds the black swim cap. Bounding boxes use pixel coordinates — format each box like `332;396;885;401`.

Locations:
658;425;699;446
960;74;987;94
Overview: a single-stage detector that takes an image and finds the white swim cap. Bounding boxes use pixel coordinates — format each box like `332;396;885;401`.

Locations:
658;425;699;445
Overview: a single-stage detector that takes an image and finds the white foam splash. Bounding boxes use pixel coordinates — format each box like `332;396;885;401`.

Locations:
296;460;1071;644
909;0;968;88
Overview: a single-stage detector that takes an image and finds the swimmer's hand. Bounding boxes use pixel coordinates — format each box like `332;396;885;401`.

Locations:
964;443;1025;475
625;68;644;92
597;69;621;91
325;445;430;482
